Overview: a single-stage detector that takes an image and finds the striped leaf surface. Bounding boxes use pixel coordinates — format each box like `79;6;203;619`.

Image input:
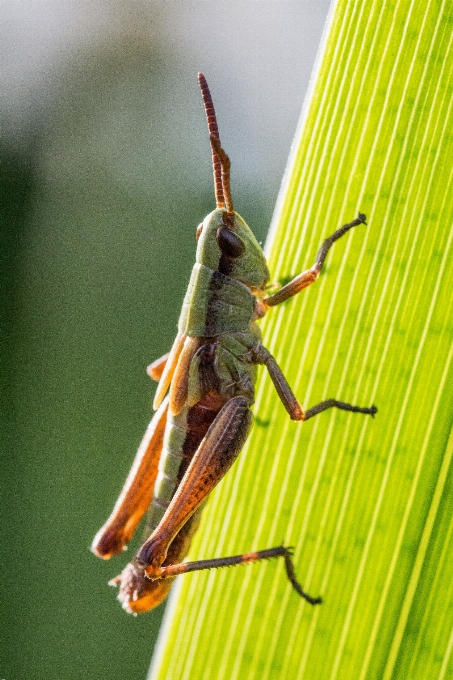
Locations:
151;1;453;678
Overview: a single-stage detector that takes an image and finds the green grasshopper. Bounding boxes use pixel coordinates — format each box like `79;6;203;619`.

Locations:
91;73;376;614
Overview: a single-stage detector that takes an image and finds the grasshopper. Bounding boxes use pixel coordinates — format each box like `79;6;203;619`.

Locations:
91;73;376;614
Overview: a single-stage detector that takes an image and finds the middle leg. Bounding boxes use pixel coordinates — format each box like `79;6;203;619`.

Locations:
252;344;376;421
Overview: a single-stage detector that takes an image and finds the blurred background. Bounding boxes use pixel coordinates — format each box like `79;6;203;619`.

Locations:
2;2;330;678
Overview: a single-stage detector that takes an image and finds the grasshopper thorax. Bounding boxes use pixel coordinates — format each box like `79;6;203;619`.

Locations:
195;208;270;290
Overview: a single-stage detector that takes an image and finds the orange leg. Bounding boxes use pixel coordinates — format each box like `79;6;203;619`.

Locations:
155;546;322;606
91;397;169;559
147;353;169;381
264;214;366;307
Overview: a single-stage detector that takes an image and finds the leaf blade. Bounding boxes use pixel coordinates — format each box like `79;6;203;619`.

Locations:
150;1;453;678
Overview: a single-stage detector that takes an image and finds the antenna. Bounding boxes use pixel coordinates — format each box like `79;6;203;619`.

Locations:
197;73;234;215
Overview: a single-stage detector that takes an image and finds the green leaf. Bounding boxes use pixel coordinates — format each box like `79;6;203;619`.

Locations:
150;1;453;678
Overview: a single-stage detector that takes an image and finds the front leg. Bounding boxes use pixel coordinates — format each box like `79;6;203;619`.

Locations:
136;395;253;576
264;213;366;308
252;344;376;421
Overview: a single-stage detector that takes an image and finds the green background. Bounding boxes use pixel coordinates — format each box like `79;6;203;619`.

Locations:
2;4;329;679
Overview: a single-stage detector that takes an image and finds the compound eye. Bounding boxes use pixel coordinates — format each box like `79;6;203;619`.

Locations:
216;227;245;258
196;223;203;241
